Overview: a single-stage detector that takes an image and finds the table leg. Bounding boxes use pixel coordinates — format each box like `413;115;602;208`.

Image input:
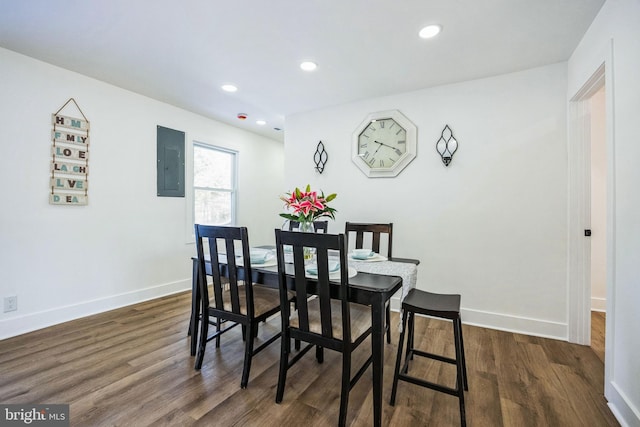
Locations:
190;258;201;356
370;293;385;427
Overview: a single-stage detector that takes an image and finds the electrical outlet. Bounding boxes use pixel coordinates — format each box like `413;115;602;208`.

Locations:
4;296;17;312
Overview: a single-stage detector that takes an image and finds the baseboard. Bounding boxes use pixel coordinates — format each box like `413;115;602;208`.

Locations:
390;294;402;312
4;284;569;343
607;381;640;427
0;279;191;340
390;295;567;341
591;297;607;312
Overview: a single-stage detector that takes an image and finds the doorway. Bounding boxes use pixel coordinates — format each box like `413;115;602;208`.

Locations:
567;43;616;403
567;60;614;345
589;85;607;362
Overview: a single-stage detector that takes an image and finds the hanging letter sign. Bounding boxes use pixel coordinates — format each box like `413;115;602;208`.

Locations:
50;98;90;205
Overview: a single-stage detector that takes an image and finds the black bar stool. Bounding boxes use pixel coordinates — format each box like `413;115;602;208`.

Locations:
390;288;468;427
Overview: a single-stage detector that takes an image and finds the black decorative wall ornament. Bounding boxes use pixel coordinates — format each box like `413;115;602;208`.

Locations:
436;125;458;167
314;140;328;173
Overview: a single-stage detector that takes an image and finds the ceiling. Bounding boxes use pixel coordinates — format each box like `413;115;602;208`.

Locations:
0;0;604;142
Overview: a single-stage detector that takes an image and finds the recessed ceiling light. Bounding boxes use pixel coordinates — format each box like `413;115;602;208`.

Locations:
221;84;238;92
256;120;266;126
300;61;317;72
419;24;441;39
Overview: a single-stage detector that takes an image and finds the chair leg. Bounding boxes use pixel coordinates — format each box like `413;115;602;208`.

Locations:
386;303;392;344
404;312;414;370
390;308;408;405
275;329;289;403
189;315;198;356
240;323;255;389
338;350;351;427
215;316;221;348
189;302;201;357
316;346;324;364
453;318;467;427
457;317;468;390
189;259;200;356
194;312;209;370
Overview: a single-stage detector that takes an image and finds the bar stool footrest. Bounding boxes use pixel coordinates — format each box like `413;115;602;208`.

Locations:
410;348;457;365
397;372;461;397
400;348;462;397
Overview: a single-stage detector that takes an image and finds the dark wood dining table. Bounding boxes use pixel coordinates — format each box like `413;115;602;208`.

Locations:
189;251;413;427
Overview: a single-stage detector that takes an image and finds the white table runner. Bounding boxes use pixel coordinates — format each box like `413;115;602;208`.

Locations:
283;250;417;301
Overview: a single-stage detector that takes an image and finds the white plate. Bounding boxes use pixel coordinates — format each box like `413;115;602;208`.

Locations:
251;258;277;268
306;266;357;280
350;253;387;262
234;253;277;267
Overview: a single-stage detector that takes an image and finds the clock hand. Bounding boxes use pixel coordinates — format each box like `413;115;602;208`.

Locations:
374;140;396;149
375;140;403;157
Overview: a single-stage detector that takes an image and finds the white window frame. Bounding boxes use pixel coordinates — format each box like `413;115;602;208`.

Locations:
186;140;238;242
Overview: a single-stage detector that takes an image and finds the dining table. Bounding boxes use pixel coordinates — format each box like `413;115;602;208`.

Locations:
189;247;419;427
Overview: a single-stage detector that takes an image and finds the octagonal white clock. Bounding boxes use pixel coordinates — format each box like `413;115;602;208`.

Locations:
352;110;417;178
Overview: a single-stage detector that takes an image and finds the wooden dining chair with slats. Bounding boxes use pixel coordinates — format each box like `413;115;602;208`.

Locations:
345;221;394;343
274;230;372;427
288;220;329;233
193;224;289;388
344;222;393;259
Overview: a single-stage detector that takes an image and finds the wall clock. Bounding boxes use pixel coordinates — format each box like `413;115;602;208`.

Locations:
352;110;417;178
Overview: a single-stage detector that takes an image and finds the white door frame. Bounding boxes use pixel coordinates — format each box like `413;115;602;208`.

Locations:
566;41;615;393
567;64;600;345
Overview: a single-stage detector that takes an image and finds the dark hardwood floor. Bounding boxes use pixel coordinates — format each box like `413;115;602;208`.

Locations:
591;311;606;363
0;291;619;426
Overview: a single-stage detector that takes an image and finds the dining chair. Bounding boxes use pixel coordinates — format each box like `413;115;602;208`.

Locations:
193;224;286;388
288;220;329;233
344;222;393;257
344;222;393;343
274;230;372;427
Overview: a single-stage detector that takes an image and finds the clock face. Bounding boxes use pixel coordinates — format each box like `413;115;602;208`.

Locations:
352;110;417;178
357;119;407;170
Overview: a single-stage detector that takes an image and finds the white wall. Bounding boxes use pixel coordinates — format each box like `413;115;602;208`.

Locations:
568;0;640;425
0;47;284;339
285;63;569;339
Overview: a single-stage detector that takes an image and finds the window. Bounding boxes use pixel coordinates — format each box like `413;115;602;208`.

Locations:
193;143;237;226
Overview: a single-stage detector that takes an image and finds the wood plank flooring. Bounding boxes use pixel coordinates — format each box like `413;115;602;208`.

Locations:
591;311;606;363
0;291;619;426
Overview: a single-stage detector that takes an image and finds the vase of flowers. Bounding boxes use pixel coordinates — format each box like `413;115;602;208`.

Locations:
297;221;315;234
280;184;337;225
280;184;337;260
